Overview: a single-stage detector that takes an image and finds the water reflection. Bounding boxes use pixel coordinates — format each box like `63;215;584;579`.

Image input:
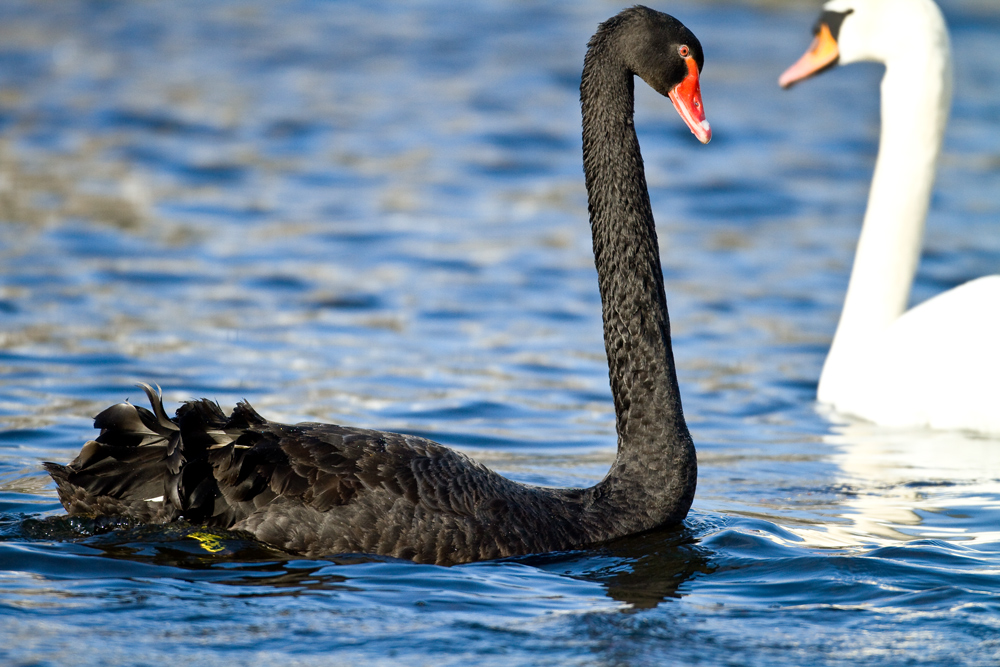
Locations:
524;526;714;609
585;530;713;609
10;514;712;610
789;417;1000;548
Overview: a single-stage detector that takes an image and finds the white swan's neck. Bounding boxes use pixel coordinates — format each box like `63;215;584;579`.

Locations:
820;0;952;395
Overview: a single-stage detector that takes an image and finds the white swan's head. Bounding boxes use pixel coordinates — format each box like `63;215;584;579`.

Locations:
779;0;950;88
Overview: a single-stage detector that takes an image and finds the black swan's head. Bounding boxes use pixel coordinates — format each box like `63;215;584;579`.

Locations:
588;6;711;143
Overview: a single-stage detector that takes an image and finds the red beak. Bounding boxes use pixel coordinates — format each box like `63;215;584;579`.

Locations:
668;56;712;144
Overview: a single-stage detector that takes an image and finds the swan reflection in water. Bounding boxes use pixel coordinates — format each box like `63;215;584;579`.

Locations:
20;515;712;610
785;416;1000;549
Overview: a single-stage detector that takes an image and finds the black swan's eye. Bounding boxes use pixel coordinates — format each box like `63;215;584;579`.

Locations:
678;44;690;57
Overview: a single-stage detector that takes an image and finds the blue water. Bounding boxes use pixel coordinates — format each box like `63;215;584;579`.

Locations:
2;0;1000;664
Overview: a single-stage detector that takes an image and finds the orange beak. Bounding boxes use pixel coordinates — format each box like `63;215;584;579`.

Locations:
779;22;840;89
668;56;712;144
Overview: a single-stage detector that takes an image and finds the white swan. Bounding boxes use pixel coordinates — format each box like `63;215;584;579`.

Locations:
780;0;1000;434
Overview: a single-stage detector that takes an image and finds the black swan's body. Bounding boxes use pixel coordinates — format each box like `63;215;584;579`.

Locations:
45;6;710;566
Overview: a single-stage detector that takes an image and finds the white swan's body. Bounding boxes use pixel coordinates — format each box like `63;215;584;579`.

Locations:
825;274;1000;431
782;0;1000;433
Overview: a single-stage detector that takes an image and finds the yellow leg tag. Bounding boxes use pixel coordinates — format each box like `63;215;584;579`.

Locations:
188;531;225;553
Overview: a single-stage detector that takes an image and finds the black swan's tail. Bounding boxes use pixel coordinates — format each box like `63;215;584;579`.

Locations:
45;383;266;525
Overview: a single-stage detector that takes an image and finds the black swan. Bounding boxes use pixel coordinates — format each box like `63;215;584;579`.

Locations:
45;6;710;566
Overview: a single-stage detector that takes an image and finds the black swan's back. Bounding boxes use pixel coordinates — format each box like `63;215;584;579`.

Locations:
46;385;593;564
45;6;709;565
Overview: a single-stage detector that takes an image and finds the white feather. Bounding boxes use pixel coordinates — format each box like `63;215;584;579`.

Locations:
812;0;1000;433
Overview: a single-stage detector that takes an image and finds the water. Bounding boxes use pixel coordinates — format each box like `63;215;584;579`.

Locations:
1;0;999;664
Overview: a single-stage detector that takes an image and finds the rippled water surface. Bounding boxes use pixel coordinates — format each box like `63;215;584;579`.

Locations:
2;0;1000;664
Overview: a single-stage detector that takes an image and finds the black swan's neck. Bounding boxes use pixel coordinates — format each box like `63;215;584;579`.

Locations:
579;26;696;530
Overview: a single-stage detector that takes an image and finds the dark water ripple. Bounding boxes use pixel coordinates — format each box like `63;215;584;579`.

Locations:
1;0;1000;665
